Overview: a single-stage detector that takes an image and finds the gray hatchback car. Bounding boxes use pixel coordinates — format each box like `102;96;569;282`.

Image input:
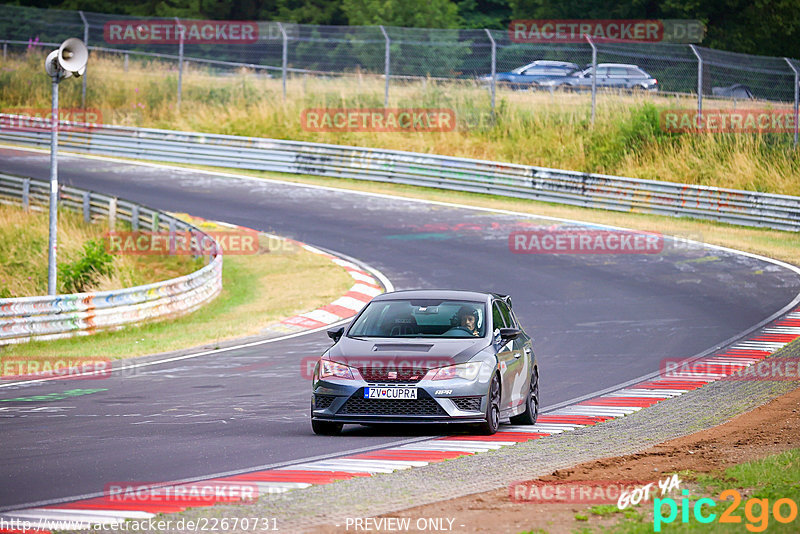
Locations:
311;290;538;435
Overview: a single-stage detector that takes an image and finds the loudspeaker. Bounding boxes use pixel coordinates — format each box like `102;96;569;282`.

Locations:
58;38;88;77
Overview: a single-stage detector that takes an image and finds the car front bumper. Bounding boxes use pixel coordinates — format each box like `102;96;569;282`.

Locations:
311;376;489;425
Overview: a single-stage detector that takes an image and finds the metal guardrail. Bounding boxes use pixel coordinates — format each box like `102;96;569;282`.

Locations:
0;172;223;345
1;115;799;231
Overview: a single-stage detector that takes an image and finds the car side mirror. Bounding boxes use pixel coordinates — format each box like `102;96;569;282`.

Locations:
499;328;521;341
327;326;344;342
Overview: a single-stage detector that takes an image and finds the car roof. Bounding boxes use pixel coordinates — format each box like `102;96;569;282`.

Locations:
595;63;645;68
371;289;497;303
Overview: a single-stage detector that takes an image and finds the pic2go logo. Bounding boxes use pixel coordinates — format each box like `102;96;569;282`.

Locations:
654;489;799;532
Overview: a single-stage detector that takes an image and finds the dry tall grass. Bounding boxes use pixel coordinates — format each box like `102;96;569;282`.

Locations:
0;204;201;297
1;50;798;195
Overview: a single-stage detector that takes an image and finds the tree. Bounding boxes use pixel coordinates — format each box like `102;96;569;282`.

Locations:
342;0;461;28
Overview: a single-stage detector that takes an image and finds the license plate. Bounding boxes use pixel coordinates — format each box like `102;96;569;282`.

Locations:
364;387;418;399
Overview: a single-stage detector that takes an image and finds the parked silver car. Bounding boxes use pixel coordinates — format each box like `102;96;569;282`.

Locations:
311;290;538;435
537;63;658;91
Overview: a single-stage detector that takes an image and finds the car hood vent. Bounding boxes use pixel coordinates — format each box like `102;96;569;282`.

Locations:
371;344;433;352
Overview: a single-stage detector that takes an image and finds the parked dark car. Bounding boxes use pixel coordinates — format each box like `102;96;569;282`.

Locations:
480;60;579;90
537;63;658;92
712;84;754;99
311;290;538;436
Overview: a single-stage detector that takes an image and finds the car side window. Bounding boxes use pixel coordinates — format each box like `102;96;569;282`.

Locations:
609;67;628;77
596;67;609;76
627;68;645;77
492;301;506;331
498;300;515;328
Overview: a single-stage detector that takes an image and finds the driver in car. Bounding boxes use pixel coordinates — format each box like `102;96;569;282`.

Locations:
457;306;481;336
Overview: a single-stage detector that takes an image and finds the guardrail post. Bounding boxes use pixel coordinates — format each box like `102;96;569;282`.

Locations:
79;10;89;108
586;35;597;125
785;58;799;148
131;204;140;231
152;212;160;231
168;218;177;255
22;178;30;211
277;22;288;101
82;192;91;222
108;197;117;230
175;17;184;109
690;45;703;119
484;29;496;116
3;42;6;61
380;25;390;107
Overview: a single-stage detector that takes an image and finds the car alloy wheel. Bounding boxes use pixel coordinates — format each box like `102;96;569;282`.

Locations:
478;375;500;435
510;369;539;425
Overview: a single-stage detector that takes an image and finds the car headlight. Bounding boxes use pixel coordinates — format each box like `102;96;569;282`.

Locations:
319;359;355;379
431;361;483;381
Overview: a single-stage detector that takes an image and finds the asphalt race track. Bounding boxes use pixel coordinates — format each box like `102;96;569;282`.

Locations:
1;147;799;510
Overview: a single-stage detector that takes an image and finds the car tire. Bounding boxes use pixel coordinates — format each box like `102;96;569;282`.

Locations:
477;374;501;435
510;369;539;425
312;419;343;435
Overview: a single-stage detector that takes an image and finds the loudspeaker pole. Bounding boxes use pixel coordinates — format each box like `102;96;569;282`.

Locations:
44;38;88;295
48;72;59;295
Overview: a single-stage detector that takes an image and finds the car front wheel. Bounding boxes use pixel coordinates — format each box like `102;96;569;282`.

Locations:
477;375;501;435
312;419;343;435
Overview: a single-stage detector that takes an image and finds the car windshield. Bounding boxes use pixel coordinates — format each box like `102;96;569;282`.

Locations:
348;299;487;338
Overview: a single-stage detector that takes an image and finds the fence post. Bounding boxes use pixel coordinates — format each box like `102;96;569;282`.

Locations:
82;192;91;222
3;42;6;61
379;25;390;107
277;22;288;101
22;178;29;211
175;17;184;109
785;58;799;148
108;197;117;230
484;29;496;116
586;35;597;125
79;10;89;108
123;52;128;72
690;45;703;119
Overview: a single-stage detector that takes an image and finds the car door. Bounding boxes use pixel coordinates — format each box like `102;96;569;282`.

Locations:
496;299;529;412
607;66;629;88
492;300;515;411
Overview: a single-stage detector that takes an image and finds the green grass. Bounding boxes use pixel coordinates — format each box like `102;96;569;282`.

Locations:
1;51;799;196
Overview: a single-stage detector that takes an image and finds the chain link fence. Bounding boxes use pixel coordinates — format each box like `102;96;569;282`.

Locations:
1;4;798;142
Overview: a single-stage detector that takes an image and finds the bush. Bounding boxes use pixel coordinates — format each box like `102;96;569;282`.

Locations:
58;239;114;294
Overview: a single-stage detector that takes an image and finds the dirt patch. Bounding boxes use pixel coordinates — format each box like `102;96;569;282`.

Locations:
314;383;800;533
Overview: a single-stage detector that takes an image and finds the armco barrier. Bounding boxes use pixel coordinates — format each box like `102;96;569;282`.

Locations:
1;115;799;231
0;173;223;345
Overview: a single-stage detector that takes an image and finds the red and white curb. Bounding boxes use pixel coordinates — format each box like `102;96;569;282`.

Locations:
3;308;798;532
264;240;383;334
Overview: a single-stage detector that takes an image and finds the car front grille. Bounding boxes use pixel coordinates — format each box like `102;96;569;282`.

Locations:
356;366;428;384
451;396;483;412
339;389;446;416
313;394;336;410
